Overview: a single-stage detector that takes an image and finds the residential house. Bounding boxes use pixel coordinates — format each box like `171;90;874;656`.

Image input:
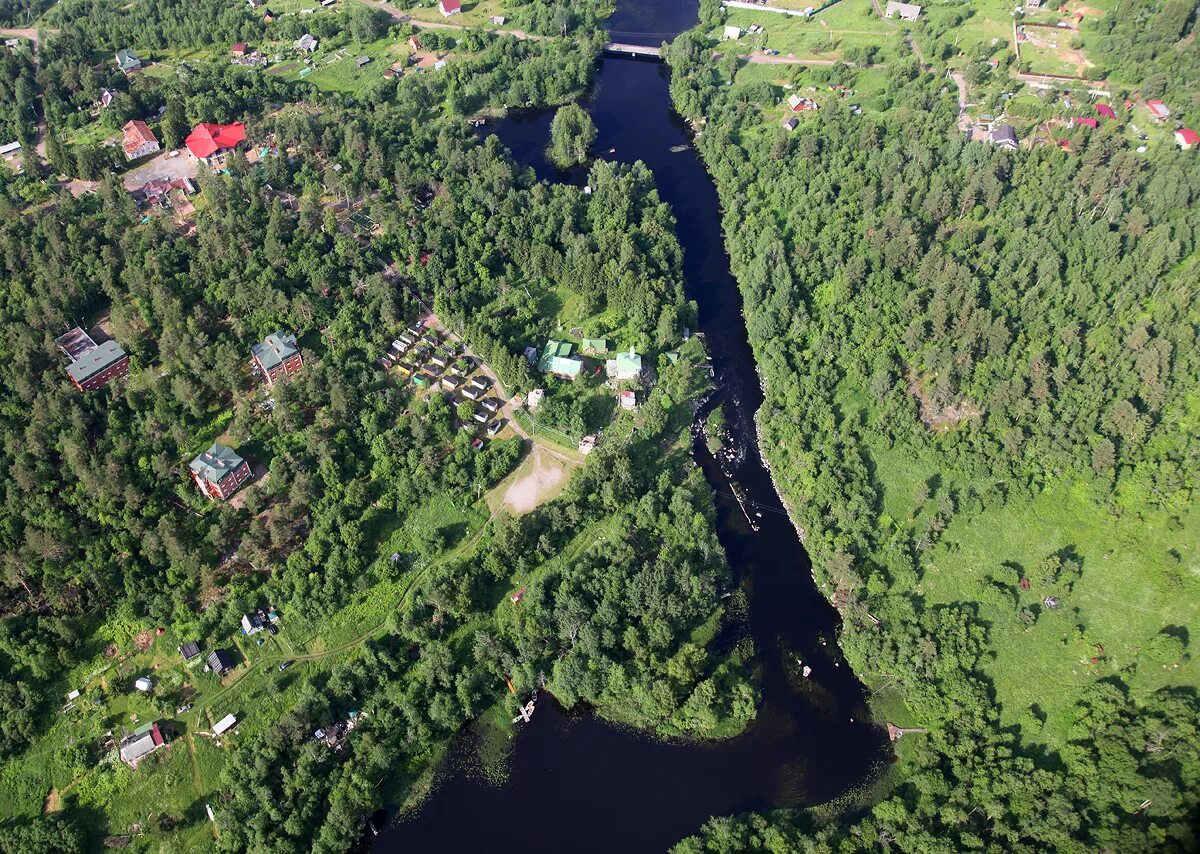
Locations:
115;49;141;75
1072;116;1098;129
121;120;159;161
408;35;422;52
131;176;196;212
487;420;503;436
620;389;638;410
231;43;248;57
241;613;264;635
0;140;20;161
262;8;275;22
185;121;246;167
883;1;921;20
251;331;303;386
481;398;500;414
989;124;1018;150
134;676;153;692
787;94;817;112
782;117;799;131
179;641;202;662
723;25;741;39
207;648;237;676
581;337;607;354
1146;100;1170;121
213;714;237;736
1176;128;1199;150
356;55;371;68
61;336;129;392
99;88;117;108
439;0;461;16
1095;103;1116;120
295;33;319;53
490;15;505;24
606;347;642;381
189;443;251;501
539;340;583;380
119;722;164;765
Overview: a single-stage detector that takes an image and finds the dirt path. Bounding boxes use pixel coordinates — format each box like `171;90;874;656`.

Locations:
951;70;968;113
0;28;54;162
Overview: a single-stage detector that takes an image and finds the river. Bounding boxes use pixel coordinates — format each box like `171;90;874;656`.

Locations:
374;3;890;850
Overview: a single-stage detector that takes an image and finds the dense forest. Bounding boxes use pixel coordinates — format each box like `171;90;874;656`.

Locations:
0;0;748;842
668;1;1200;849
1089;0;1200;108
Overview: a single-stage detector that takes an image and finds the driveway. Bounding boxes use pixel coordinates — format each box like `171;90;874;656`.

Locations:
122;151;197;190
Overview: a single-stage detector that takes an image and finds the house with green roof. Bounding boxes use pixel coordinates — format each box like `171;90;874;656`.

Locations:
606;347;643;381
539;340;583;381
115;49;141;75
251;331;303;386
189;443;251;501
581;337;608;354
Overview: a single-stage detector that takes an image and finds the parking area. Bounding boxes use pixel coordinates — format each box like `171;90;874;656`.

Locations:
123;150;198;190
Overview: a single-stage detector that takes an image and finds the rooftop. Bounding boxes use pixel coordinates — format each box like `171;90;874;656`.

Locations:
66;340;126;384
189;443;245;484
252;331;299;371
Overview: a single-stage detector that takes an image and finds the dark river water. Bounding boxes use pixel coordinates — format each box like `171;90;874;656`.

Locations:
376;3;891;850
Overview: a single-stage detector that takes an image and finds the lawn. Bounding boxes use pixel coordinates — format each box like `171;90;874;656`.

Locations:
277;35;411;94
715;0;893;62
397;0;510;29
867;431;1200;749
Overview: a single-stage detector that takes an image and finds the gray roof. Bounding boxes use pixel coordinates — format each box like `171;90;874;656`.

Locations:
189;443;245;484
118;723;160;762
66;340;126;383
990;124;1018;145
180;641;201;660
208;649;236;673
252;331;299;371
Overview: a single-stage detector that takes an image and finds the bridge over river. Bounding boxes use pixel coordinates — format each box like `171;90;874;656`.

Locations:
603;42;663;59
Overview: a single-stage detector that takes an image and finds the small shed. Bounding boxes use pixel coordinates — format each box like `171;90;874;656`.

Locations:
134;676;153;692
723;25;741;40
213;714;237;736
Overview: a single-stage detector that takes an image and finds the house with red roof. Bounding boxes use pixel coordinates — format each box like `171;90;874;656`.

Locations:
1095;104;1116;120
185;121;246;167
121;120;160;161
1176;128;1198;150
231;43;247;56
1073;116;1098;129
1146;100;1170;121
438;0;460;15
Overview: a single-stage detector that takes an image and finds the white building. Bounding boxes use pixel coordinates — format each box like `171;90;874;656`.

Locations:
213;714;237;736
723;25;742;39
883;1;922;20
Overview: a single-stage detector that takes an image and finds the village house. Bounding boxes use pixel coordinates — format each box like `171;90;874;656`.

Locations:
189;443;251;501
356;55;371;68
1146;99;1170;121
179;641;202;662
490;15;506;25
723;25;742;40
1095;103;1116;120
213;714;237;736
581;337;608;354
296;33;319;53
185;121;246;167
1176;128;1199;150
99;88;117;108
251;331;303;386
0;140;20;162
883;1;921;20
439;0;461;16
1072;116;1098;129
787;94;818;112
241;613;264;635
56;327;130;392
207;648;237;676
782;117;799;132
989;123;1019;150
408;35;422;52
606;347;643;381
231;43;248;57
487;420;503;436
115;49;141;75
539;340;583;380
620;389;638;411
134;676;153;692
131;176;195;212
121;120;159;161
119;722;164;766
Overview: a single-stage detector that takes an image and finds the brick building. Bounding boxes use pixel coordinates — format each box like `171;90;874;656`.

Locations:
56;328;129;391
251;331;303;386
121;120;159;161
189;443;251;500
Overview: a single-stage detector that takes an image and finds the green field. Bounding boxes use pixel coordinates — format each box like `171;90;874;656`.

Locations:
868;437;1200;748
715;0;894;62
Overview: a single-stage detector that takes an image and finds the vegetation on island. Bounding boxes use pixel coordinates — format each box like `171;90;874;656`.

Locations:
546;102;598;168
667;1;1200;849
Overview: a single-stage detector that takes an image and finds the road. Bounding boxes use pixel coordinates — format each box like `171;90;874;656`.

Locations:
951;70;968;114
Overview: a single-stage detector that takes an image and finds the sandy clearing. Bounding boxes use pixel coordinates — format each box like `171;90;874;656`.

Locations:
503;446;568;514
